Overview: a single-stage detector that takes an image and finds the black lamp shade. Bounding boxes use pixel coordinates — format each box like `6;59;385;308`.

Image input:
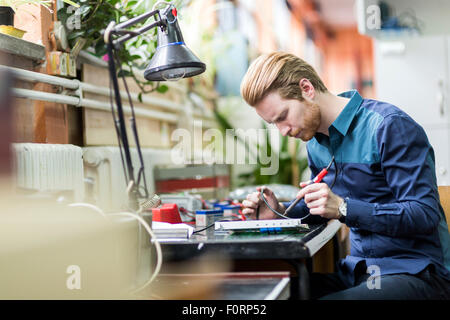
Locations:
144;6;206;81
144;42;206;81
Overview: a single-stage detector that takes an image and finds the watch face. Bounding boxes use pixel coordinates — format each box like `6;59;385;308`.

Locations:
339;200;347;216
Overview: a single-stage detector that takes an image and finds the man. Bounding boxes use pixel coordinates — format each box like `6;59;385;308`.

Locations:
240;51;450;299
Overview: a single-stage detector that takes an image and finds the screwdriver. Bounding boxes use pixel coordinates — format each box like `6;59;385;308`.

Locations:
283;156;335;216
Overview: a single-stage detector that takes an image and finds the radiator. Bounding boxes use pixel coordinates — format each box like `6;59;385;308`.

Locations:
12;143;84;201
83;147;172;212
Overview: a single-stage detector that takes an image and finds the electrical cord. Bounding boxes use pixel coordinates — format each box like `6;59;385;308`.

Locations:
68;202;107;217
258;189;290;220
192;223;215;234
67;202;162;295
192;219;237;234
109;77;129;185
115;51;149;200
179;207;196;218
330;156;338;190
257;156;338;221
109;211;162;294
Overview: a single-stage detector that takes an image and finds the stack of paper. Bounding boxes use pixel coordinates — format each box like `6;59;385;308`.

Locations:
151;221;194;240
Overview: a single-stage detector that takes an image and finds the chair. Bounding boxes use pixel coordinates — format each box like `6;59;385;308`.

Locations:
438;186;450;232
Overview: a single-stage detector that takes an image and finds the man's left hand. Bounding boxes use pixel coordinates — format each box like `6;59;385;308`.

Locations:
296;182;343;219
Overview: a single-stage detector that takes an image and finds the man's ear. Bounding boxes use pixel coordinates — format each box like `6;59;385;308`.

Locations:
299;78;315;102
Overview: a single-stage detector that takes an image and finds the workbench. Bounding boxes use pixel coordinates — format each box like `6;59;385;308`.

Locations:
158;219;342;300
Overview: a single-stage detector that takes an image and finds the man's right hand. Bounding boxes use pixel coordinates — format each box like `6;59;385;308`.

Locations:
241;186;285;220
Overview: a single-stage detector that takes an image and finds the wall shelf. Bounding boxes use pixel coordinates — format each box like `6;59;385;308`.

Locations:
0;33;45;62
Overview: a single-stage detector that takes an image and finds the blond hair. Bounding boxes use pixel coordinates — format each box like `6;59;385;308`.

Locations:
240;52;327;106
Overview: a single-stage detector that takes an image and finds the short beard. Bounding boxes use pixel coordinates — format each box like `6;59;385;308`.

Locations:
300;101;321;141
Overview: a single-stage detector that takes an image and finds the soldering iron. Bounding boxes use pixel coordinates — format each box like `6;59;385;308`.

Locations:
257;155;336;220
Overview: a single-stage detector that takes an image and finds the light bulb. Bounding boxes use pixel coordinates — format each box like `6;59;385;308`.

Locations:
161;68;186;81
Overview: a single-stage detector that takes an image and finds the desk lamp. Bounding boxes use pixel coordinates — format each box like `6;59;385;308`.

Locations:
104;2;206;211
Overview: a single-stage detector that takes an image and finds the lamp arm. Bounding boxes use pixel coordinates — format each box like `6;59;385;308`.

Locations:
115;9;162;30
103;9;166;49
103;4;199;211
105;34;139;211
113;20;165;48
103;11;165;211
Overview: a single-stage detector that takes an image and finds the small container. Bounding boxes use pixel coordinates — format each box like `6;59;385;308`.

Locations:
152;203;182;224
196;209;224;227
221;205;241;217
213;201;232;211
205;199;219;209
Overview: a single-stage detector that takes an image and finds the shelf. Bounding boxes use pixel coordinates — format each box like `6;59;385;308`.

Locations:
0;33;45;62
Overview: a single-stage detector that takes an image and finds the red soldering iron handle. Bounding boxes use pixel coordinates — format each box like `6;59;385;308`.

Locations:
287;168;330;215
300;169;329;187
313;168;328;183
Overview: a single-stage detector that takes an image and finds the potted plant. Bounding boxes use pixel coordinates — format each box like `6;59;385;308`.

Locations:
58;0;183;96
0;6;13;26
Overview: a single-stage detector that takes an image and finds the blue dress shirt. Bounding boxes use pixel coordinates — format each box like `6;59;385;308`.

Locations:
284;90;450;285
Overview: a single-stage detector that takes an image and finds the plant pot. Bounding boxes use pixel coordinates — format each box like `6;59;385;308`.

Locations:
0;6;14;26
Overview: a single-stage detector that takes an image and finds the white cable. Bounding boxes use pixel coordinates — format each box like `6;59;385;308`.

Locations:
108;211;163;295
68;202;107;217
67;202;162;294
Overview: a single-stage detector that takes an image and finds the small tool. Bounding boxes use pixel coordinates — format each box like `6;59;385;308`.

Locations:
283;156;335;216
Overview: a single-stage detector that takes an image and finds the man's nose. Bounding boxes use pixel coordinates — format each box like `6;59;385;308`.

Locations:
277;123;290;137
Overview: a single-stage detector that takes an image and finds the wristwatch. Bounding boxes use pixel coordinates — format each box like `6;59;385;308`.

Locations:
338;198;347;223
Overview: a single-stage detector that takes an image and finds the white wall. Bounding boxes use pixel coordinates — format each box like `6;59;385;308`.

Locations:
374;36;450;185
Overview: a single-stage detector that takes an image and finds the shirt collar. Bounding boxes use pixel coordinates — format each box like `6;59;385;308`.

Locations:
331;90;363;136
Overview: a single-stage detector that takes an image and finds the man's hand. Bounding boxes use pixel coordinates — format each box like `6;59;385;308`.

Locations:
241;186;284;220
296;182;343;219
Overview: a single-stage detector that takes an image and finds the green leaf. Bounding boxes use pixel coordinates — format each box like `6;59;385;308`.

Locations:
135;36;143;48
130;54;142;61
156;85;169;94
94;40;107;57
67;31;86;40
117;69;132;77
126;0;138;8
57;8;69;23
137;92;143;103
79;4;91;18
